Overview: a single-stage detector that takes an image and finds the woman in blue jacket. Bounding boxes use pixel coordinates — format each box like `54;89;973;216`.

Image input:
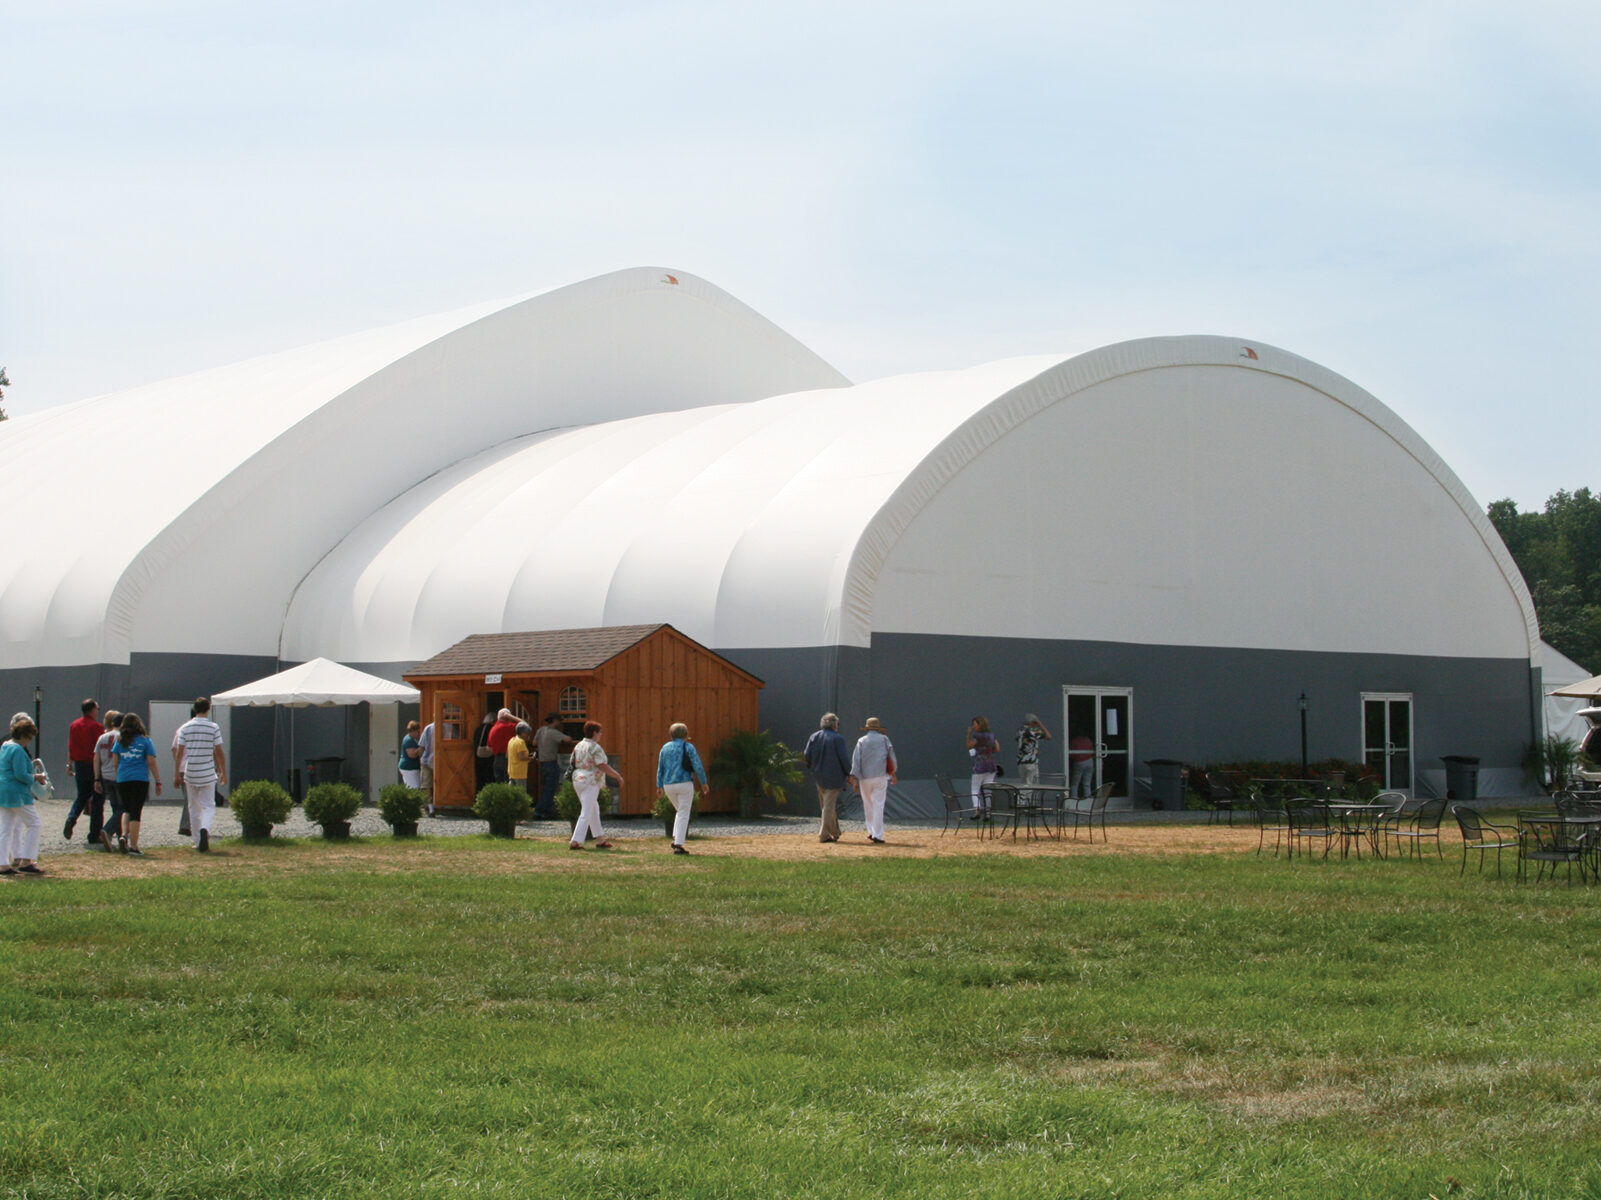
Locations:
0;715;48;875
655;723;708;855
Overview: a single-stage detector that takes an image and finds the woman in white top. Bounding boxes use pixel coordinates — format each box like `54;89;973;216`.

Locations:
569;720;623;850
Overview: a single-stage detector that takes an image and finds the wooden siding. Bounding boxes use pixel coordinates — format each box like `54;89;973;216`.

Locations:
407;626;761;813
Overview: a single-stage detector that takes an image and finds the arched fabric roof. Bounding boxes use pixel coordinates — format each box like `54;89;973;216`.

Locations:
0;268;848;669
282;336;1539;668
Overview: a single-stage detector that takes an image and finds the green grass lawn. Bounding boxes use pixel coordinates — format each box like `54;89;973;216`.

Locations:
4;836;1601;1199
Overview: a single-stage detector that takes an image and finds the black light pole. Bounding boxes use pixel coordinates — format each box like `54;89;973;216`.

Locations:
1298;692;1308;778
33;685;42;759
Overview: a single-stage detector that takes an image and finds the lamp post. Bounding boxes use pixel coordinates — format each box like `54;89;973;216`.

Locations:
1298;692;1308;778
33;685;42;759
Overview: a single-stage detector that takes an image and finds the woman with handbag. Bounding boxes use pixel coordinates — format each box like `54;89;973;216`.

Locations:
0;715;49;875
472;711;496;795
966;716;998;818
569;721;623;850
655;722;708;855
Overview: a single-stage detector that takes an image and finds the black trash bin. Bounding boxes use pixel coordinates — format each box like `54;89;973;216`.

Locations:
1146;759;1185;811
306;756;345;789
1441;755;1479;801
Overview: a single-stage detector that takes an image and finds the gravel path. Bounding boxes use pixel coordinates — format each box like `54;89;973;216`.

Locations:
31;796;830;858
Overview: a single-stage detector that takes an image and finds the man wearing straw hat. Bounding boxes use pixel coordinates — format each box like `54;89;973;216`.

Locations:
848;717;897;846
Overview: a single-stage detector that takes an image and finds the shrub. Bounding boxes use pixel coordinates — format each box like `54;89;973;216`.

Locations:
554;779;609;825
555;780;581;824
378;783;427;826
473;782;531;829
1191;759;1379;802
230;780;292;831
650;793;676;822
303;782;363;826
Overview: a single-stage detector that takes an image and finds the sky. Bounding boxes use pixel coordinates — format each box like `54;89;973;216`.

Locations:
3;0;1596;510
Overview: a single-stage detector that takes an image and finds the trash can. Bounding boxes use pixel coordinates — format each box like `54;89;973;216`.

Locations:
1146;759;1185;811
306;756;345;789
1441;755;1479;801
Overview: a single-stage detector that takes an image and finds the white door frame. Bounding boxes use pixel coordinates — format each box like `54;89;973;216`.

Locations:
1360;692;1414;794
1062;685;1134;795
369;703;399;802
149;701;232;782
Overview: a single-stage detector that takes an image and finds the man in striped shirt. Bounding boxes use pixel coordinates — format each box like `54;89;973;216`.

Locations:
175;696;227;853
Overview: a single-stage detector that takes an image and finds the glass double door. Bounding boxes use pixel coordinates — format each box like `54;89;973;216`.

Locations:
1062;686;1133;797
1362;693;1413;793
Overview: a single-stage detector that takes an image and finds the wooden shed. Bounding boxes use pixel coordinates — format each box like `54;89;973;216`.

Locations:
403;624;763;813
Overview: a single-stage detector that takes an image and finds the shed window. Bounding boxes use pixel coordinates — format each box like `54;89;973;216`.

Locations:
441;702;463;742
559;687;587;718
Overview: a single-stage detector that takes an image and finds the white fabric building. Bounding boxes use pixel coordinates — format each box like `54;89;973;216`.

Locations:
0;268;1543;801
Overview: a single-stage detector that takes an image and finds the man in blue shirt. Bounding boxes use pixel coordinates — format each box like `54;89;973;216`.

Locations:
802;712;851;844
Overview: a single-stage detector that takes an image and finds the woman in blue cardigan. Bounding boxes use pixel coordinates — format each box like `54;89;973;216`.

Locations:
0;715;48;875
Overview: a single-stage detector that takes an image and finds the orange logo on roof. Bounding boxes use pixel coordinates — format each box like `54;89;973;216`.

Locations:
1239;346;1258;360
662;274;679;285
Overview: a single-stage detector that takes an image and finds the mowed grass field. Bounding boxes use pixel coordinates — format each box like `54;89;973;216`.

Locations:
3;828;1600;1199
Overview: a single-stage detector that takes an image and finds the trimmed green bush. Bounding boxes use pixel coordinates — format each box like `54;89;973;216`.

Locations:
554;779;610;826
378;783;427;827
303;782;363;826
555;779;581;825
473;782;531;836
229;779;292;836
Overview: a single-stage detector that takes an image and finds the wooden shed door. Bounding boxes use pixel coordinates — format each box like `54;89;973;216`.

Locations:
433;689;479;809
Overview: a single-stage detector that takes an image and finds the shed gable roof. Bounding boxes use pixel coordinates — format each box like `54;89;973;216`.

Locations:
406;624;669;677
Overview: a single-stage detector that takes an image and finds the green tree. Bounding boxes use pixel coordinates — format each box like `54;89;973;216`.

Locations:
0;366;9;421
1490;489;1601;670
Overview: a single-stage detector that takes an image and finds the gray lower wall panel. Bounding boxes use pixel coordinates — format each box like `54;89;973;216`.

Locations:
727;635;1539;817
5;636;1539;820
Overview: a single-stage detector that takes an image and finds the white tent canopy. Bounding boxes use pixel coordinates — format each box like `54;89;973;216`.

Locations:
212;658;419;707
1550;675;1601;700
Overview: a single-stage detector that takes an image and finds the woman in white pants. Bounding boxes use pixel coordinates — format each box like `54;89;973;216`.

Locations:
849;717;897;845
0;715;48;876
655;722;708;855
569;721;623;850
966;716;999;817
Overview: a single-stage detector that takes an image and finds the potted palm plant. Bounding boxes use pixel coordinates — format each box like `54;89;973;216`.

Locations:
709;729;802;820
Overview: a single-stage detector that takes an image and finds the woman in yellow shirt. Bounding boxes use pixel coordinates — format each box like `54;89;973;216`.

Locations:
507;722;533;800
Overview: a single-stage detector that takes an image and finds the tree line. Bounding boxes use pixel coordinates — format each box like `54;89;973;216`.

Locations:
1488;488;1601;673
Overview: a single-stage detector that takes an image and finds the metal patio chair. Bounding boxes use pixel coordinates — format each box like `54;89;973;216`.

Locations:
936;770;983;835
1206;770;1245;826
1062;782;1114;843
1517;815;1590;885
1254;790;1292;858
1451;805;1518;878
1383;796;1448;861
979;782;1022;840
1286;801;1337;860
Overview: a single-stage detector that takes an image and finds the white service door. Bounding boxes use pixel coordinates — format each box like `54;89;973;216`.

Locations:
369;704;399;801
149;702;232;780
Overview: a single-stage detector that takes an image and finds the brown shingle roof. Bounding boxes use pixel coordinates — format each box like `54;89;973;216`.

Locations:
406;625;669;678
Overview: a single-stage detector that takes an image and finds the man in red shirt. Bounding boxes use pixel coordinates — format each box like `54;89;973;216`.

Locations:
485;708;520;783
65;698;108;848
